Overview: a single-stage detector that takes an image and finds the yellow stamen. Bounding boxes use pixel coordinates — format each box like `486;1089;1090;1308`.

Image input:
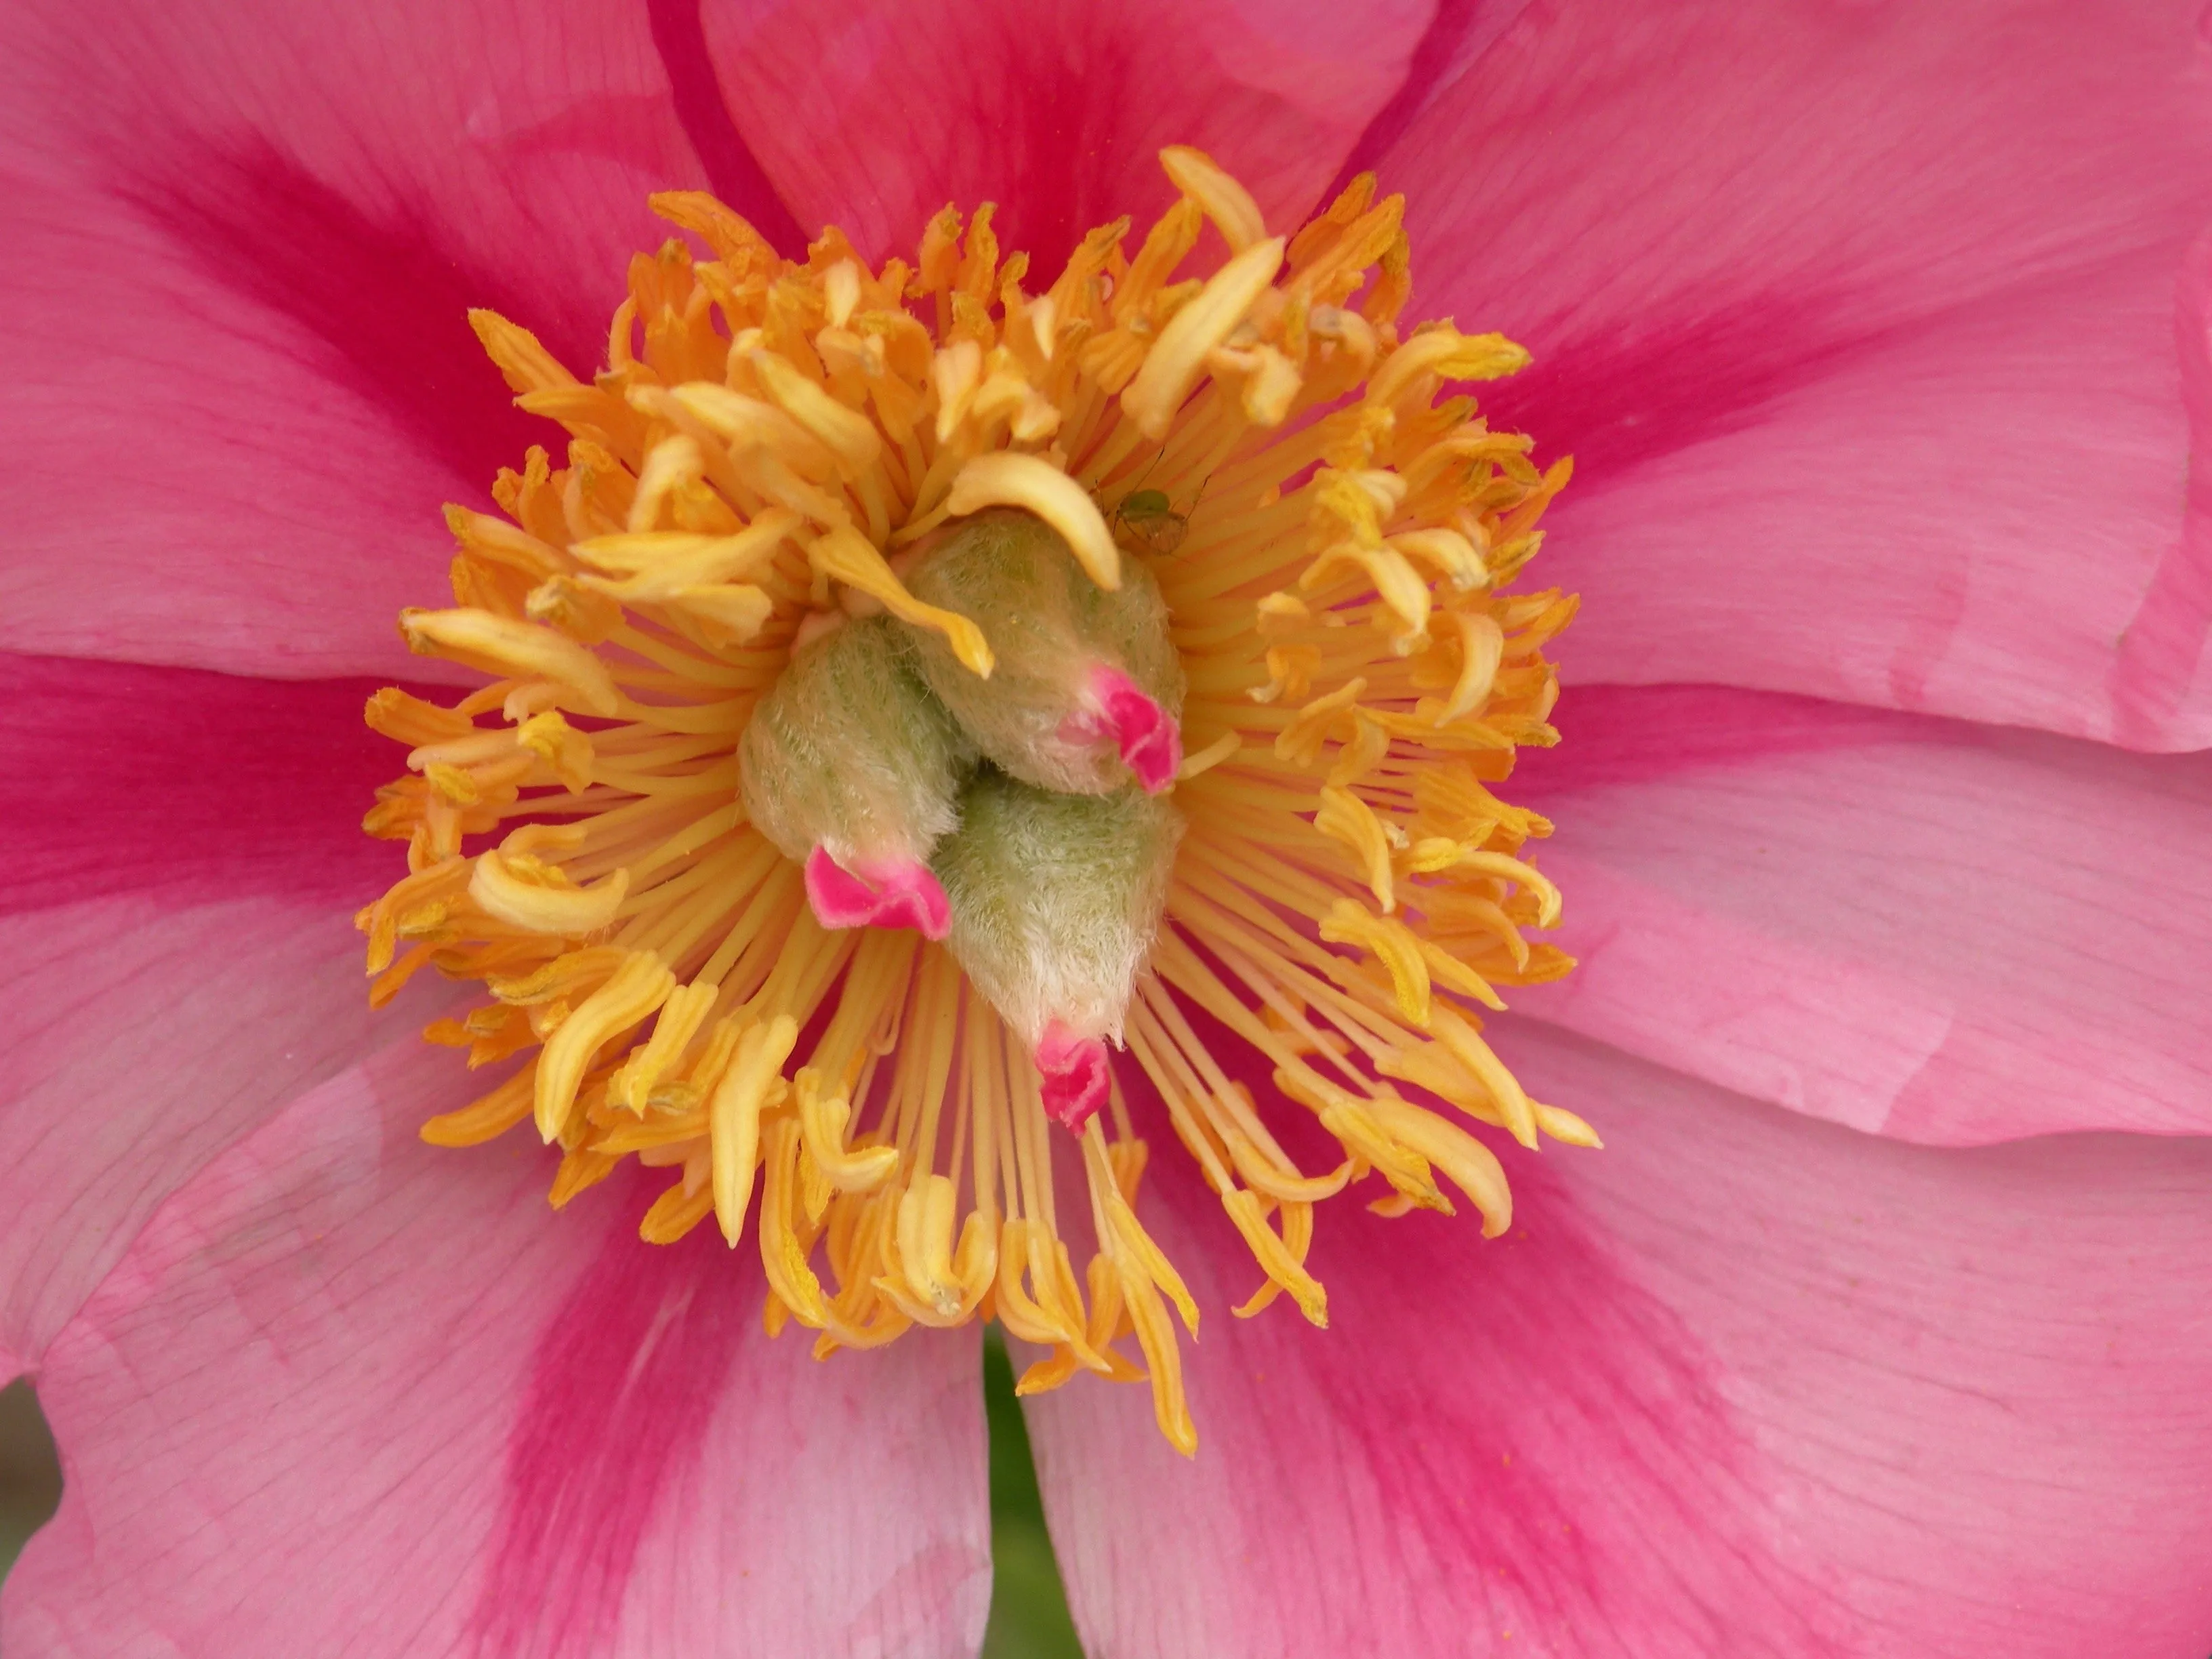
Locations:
1159;145;1268;253
361;147;1584;1456
397;608;621;717
943;451;1120;590
711;1014;798;1244
1121;236;1286;442
469;842;629;936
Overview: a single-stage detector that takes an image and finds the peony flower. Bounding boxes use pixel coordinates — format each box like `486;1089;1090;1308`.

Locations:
5;1;2212;1656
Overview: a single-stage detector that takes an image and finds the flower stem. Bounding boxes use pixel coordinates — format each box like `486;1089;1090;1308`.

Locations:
983;1326;1086;1658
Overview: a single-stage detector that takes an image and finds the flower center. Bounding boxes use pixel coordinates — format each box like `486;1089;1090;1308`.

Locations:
360;146;1586;1455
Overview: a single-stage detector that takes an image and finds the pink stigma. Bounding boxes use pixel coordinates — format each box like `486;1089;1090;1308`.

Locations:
1065;664;1182;793
803;846;951;939
1034;1020;1111;1132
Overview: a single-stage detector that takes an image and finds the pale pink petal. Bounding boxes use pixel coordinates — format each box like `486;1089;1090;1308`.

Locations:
1;1037;989;1656
1535;249;2212;749
1376;0;2212;747
0;0;763;677
0;651;439;1372
1507;685;2212;1143
698;0;1432;268
1027;1030;2212;1658
0;893;399;1376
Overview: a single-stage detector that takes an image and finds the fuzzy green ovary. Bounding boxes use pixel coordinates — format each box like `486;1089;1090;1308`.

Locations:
739;615;977;871
931;769;1185;1047
901;509;1185;795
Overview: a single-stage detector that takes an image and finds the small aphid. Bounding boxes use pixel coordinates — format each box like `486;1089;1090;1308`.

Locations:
1109;485;1189;558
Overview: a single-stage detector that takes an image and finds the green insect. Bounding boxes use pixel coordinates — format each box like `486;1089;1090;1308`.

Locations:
1106;467;1208;558
1109;487;1186;556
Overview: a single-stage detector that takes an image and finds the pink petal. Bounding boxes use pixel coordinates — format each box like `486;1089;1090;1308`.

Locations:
697;0;1433;268
0;0;754;677
804;846;954;939
1377;1;2212;747
1538;252;2212;750
2;1037;989;1656
1507;685;2212;1144
1;653;413;916
1026;1029;2212;1657
0;651;466;1372
0;893;403;1377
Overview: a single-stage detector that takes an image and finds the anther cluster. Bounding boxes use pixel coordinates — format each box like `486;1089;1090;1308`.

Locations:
361;147;1584;1452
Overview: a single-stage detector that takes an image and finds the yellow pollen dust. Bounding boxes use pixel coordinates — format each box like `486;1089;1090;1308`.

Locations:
359;146;1589;1456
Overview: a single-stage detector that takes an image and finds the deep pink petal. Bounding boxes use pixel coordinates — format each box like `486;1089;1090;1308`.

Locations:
1379;1;2212;747
1;653;419;916
1;1038;989;1656
0;0;758;676
1507;686;2212;1144
0;893;403;1376
1028;1029;2212;1658
697;0;1433;269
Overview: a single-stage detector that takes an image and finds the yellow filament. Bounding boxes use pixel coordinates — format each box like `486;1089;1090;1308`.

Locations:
362;146;1583;1455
